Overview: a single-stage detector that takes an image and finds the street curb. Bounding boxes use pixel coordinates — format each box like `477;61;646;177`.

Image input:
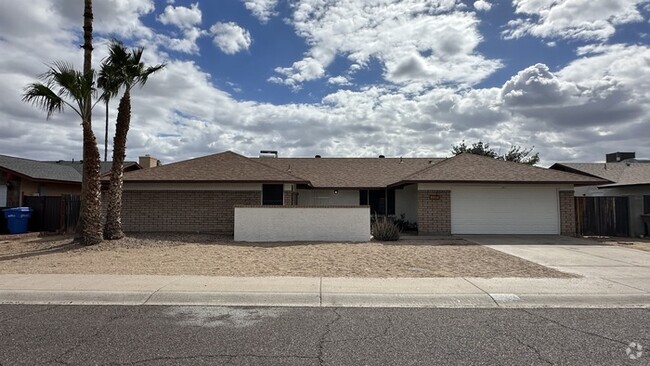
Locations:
1;290;649;308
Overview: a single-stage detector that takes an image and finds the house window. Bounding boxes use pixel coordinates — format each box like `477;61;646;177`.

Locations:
360;189;395;215
262;184;284;205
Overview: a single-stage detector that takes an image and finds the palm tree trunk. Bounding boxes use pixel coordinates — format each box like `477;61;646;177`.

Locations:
104;101;109;162
80;120;103;245
77;0;102;245
82;0;93;74
104;90;131;240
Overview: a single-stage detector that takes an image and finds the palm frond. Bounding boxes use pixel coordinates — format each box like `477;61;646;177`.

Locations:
22;83;66;119
23;61;95;120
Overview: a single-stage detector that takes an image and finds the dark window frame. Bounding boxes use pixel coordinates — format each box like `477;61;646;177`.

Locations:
262;184;284;205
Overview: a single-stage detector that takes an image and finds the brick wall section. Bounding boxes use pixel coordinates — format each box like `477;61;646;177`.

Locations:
283;191;298;206
418;190;451;235
559;190;576;236
122;190;261;233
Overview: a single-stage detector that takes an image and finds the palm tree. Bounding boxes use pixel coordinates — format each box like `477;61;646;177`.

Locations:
97;63;121;162
22;62;103;245
102;40;165;240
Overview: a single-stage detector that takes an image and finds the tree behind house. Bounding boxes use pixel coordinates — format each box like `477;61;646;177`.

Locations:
451;140;540;165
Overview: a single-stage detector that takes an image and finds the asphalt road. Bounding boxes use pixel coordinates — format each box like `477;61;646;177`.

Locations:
0;305;648;365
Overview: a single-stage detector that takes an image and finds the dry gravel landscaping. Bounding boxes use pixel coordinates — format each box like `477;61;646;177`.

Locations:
0;233;573;278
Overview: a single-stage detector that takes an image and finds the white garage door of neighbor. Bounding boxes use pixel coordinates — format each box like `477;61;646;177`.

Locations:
451;186;559;234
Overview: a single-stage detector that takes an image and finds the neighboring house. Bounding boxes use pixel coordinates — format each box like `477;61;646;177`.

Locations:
0;154;145;207
120;150;605;236
550;152;650;236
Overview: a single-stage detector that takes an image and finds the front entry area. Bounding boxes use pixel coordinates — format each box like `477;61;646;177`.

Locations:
450;186;560;234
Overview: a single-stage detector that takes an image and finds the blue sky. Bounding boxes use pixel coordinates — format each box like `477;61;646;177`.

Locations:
0;0;649;165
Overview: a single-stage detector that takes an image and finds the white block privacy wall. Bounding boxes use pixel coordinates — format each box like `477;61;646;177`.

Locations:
234;206;371;242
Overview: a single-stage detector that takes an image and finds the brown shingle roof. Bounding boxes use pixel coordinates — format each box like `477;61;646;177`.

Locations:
122;151;309;183
259;157;444;188
394;153;610;186
552;162;650;187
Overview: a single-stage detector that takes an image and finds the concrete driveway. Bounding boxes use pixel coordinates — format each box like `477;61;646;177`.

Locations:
462;235;650;292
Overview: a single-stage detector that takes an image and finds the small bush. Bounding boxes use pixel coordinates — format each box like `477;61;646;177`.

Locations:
394;213;418;232
371;215;400;241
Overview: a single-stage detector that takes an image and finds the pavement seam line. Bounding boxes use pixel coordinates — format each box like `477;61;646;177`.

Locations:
142;277;184;305
601;278;650;293
562;247;645;266
462;278;500;307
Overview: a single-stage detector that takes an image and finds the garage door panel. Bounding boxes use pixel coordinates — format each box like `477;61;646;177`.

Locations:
451;187;559;234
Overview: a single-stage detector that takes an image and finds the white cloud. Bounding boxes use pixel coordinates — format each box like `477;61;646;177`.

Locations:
272;0;501;89
327;76;351;85
155;3;204;54
157;3;202;29
473;1;492;11
210;22;252;54
2;0;650;167
242;0;279;23
500;64;579;107
503;0;648;41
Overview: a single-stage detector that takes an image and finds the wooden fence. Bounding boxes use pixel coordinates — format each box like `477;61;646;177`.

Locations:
575;196;629;237
22;195;80;233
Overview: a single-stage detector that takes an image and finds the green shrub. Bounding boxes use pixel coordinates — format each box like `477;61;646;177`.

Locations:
371;215;400;241
394;213;418;232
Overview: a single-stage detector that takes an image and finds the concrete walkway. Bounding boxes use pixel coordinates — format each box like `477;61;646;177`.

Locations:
0;273;648;308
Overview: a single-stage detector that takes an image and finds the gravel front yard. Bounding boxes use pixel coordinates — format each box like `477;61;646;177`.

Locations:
0;233;573;278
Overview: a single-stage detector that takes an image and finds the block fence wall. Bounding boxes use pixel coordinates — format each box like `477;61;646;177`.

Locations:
122;190;261;233
559;190;576;236
417;190;451;235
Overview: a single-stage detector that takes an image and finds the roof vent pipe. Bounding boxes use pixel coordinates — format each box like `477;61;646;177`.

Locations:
378;155;385;158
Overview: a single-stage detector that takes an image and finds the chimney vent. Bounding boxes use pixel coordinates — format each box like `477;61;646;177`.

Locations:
606;152;635;163
259;150;278;158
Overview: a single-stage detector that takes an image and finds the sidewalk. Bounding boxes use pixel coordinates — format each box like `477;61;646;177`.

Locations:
0;274;648;308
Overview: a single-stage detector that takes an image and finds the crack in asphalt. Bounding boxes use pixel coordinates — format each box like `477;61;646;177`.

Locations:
46;313;130;365
106;353;318;365
505;330;555;365
325;311;394;344
318;307;342;366
484;316;555;365
520;310;628;346
0;305;56;324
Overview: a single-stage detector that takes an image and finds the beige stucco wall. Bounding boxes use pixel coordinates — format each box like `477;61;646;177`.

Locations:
234;206;371;242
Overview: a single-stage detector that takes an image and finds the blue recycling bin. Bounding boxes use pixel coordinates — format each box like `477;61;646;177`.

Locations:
2;207;32;234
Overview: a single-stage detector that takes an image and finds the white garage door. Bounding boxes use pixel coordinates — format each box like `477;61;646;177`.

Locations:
451;186;559;234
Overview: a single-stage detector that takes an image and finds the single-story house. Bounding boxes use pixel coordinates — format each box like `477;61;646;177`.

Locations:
0;154;145;207
550;152;650;236
120;150;606;236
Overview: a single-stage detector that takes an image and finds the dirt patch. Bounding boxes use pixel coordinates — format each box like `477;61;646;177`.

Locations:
588;236;650;252
0;233;573;278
